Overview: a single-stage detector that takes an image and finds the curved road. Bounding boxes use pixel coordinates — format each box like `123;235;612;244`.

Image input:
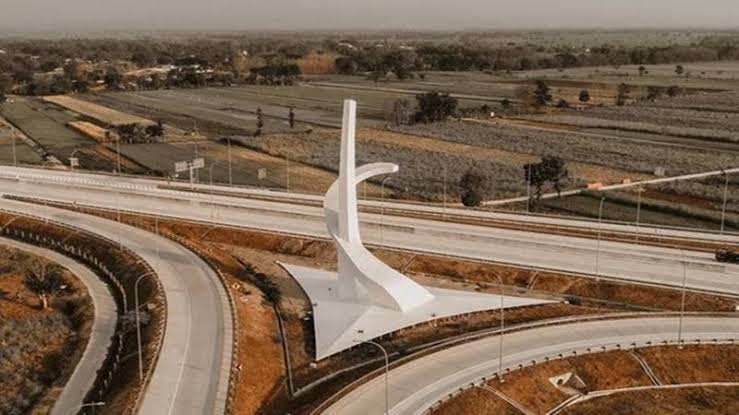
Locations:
0;237;117;415
324;316;739;415
0;198;233;415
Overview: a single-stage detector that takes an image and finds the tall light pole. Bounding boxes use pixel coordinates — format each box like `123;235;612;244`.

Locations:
355;340;389;415
135;271;157;382
69;149;81;172
285;151;291;193
720;170;730;234
66;401;105;415
677;249;688;349
208;161;223;225
116;138;121;175
442;163;448;220
226;137;233;187
635;186;643;242
497;275;505;383
11;135;17;166
595;197;606;276
380;177;391;248
526;163;532;214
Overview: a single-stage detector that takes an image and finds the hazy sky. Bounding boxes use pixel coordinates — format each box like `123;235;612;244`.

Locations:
2;0;738;32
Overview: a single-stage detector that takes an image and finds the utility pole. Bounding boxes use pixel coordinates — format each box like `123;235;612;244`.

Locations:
227;137;233;187
526;163;532;214
286;151;291;193
720;170;730;234
635;186;643;242
678;249;688;349
442;163;447;220
116;138;121;175
498;278;505;383
11;135;16;166
380;177;391;248
595;197;605;276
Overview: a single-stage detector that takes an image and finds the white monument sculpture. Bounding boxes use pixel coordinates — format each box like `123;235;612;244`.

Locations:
281;100;551;359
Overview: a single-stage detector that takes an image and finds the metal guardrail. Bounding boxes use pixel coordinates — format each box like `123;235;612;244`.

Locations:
0;208;166;415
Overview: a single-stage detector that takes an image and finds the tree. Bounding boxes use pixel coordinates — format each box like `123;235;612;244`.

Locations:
556;99;570;108
414;91;458;123
334;56;359;75
385;98;414;126
383;49;416;80
539;155;568;196
646;86;665;101
675;65;685;76
534;80;552;106
24;265;64;309
145;120;165;138
501;98;511;110
460;172;485;207
104;68;123;89
579;89;591;103
638;65;647;76
666;85;682;97
256;107;264;136
0;72;14;94
288;107;295;129
616;83;631;106
524;155;568;202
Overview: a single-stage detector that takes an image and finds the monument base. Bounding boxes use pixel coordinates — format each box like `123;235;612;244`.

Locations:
280;262;554;360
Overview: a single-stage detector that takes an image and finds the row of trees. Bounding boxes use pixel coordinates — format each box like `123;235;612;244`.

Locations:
459;156;569;207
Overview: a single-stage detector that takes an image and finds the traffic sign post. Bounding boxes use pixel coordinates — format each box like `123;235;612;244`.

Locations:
174;158;206;188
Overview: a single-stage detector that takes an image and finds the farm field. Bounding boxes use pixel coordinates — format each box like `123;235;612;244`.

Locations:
0;121;44;165
0;97;95;161
115;140;360;194
83;90;310;136
43;95;154;126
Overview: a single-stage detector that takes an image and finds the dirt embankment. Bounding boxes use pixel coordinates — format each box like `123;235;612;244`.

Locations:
434;345;739;415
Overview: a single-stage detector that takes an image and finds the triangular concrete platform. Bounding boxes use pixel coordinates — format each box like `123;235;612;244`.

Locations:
281;262;554;359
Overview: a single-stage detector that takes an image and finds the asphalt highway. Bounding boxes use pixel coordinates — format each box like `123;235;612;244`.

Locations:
0;198;232;415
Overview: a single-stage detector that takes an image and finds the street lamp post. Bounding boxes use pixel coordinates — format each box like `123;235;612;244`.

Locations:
720;170;730;234
286;151;291;193
135;271;157;382
595;197;606;276
69;149;81;172
11;135;17;166
442;163;447;220
226;137;233;187
526;163;532;214
380;177;391;248
116;138;121;175
677;249;688;349
635;186;643;242
355;340;389;415
497;277;505;383
66;401;105;415
208;161;223;225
